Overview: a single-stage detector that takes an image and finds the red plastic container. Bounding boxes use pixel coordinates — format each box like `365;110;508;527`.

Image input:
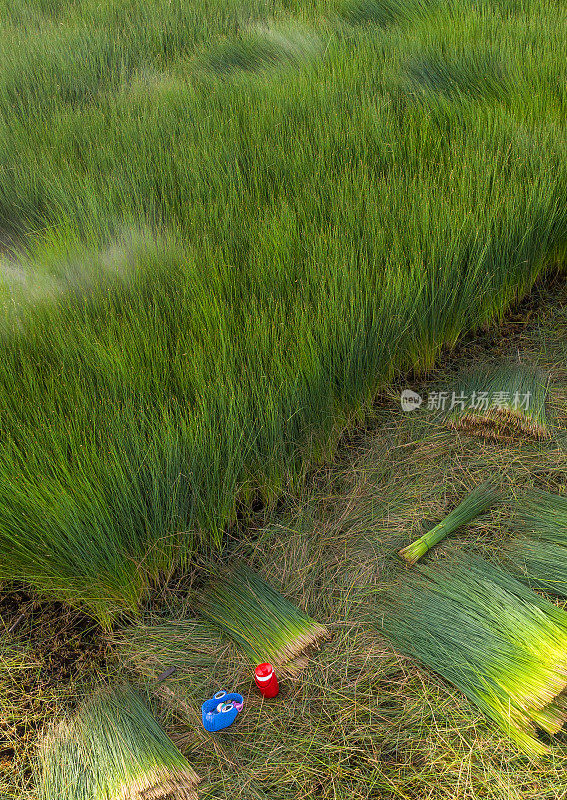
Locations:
254;663;279;698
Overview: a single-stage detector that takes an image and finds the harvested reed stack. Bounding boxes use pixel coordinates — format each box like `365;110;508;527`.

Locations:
198;565;327;676
40;685;200;800
376;553;567;755
445;363;550;440
38;721;94;800
505;537;567;598
399;479;500;564
503;490;567;597
78;685;200;800
515;489;567;541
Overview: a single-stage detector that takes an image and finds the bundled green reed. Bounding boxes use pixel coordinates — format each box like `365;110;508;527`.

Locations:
79;685;200;800
503;490;567;597
505;537;567;598
198;565;327;675
377;553;567;755
514;489;567;541
39;685;200;800
399;479;500;564
38;721;94;800
445;363;550;440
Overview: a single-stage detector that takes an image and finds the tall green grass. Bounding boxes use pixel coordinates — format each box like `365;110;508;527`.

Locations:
0;0;565;620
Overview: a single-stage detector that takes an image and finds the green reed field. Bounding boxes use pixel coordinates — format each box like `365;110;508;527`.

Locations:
0;0;565;622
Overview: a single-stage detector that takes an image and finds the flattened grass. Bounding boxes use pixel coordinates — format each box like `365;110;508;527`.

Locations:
515;489;567;540
0;595;108;797
505;538;567;598
111;616;239;700
37;722;94;800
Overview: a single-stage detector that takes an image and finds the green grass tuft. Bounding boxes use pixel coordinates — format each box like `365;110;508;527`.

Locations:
339;0;436;26
199;24;321;75
406;46;507;100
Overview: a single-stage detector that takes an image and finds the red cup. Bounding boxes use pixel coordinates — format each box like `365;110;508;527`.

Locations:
254;663;279;698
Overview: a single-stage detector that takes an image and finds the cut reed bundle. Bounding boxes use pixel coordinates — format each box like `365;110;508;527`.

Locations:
38;721;94;800
445;363;550;440
501;491;567;596
501;490;567;596
78;685;200;800
39;685;200;800
505;537;567;598
376;553;567;755
514;489;567;542
198;565;327;676
399;479;500;564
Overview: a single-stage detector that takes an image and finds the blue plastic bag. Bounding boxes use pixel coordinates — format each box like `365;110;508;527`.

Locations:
201;689;244;732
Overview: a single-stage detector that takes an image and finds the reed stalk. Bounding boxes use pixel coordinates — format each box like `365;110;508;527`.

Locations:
399;480;500;564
